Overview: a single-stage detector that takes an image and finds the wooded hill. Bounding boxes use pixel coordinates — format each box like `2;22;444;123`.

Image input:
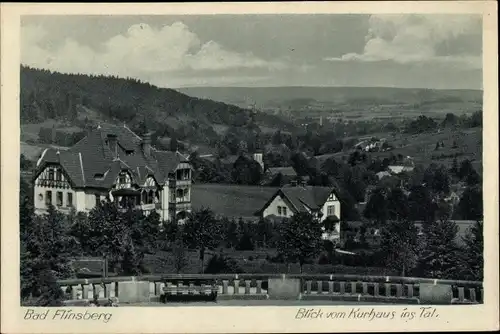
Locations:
20;66;295;144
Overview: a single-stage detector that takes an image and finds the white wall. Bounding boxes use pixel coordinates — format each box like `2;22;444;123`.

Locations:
263;194;293;218
33;166;76;214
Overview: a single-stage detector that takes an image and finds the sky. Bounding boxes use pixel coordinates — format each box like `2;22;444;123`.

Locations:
21;14;483;89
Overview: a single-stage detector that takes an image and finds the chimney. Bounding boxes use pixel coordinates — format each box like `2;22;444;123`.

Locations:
107;134;118;158
253;152;264;171
299;176;307;187
142;132;152;157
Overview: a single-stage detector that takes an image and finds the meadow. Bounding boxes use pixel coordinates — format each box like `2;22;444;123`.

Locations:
315;127;482;173
191;183;278;220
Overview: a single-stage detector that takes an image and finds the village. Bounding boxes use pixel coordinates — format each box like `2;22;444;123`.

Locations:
16;13;485;308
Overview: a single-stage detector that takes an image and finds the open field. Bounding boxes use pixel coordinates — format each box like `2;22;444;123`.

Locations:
191;183;278;220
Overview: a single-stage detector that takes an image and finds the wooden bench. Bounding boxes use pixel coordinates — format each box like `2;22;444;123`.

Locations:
161;280;218;303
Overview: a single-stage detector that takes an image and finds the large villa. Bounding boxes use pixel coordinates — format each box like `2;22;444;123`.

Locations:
33;123;192;222
32;123;342;239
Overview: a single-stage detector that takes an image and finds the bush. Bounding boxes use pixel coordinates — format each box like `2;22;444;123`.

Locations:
204;254;242;274
318;253;330;265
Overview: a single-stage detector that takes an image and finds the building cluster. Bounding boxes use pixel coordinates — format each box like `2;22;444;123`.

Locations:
33;124;342;240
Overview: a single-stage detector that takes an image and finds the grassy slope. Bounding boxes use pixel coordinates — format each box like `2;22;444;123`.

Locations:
315;127;482;173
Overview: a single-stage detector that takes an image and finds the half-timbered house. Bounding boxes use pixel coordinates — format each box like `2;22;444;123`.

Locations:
33;123;192;222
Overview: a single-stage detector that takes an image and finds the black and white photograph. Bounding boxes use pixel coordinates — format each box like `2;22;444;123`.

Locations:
1;2;499;333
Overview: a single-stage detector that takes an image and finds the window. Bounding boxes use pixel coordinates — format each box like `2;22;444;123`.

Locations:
327;205;335;216
119;173;127;184
95;194;101;206
56;170;62;181
148;190;154;204
56;192;63;206
170;189;176;201
67;193;73;207
48;170;54;180
277;206;282;215
45;191;52;206
282;207;287;216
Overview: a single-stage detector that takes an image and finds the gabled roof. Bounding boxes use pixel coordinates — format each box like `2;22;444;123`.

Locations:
267;166;297;177
255;185;337;216
34;149;86;187
34;123;190;189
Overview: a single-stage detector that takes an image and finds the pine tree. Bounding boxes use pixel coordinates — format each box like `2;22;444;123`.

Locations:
172;229;188;274
459;221;484;281
417;219;461;279
458;186;483;220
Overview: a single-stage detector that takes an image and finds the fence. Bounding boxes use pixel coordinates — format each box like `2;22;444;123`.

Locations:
57;273;483;305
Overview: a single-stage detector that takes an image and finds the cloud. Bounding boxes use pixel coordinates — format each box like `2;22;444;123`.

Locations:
324;15;482;69
21;22;289;78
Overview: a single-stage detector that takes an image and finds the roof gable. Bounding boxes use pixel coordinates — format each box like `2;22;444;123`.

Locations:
34;149;85;187
37;123;191;189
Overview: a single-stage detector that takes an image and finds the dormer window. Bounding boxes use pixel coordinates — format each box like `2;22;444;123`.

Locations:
48;170;54;180
119;174;127;184
56;170;62;181
94;173;105;180
125;150;134;156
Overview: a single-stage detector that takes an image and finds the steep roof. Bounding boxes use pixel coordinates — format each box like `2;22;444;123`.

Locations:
34;124;189;189
267;166;297;177
255;185;337;215
281;186;335;212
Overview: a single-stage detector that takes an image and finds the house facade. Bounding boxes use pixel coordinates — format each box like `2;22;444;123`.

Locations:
33;123;192;222
255;185;342;241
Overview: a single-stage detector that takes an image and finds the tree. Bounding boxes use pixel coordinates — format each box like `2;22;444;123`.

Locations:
380;219;422;276
231;156;262;185
224;218;239;248
386;187;409;221
450;158;459;178
255;218;274;248
171;229;188;274
417;219;461;279
465;168;481;186
424;164;450;195
363;188;388;225
20;154;33;171
21;206;76;303
459;221;483;281
408;185;436;223
458;159;474;181
276;212;323;273
183;208;223;273
458;186;483;220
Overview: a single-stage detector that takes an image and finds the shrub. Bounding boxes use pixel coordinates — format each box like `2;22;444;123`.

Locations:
204;254;241;274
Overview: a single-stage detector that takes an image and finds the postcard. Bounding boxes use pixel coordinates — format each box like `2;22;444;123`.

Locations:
1;1;498;333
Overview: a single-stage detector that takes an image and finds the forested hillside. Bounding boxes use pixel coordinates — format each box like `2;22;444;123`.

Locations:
20;66;295;148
